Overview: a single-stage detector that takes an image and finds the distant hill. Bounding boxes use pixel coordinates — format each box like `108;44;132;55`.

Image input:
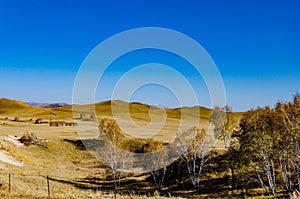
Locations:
26;102;70;108
0;98;72;119
0;98;29;109
0;98;244;123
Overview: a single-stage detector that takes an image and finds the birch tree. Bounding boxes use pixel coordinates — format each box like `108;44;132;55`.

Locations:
274;93;300;191
211;105;234;148
174;127;209;188
143;139;168;192
234;108;277;195
98;118;132;199
232;93;300;194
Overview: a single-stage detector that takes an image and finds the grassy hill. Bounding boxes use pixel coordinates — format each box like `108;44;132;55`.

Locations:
0;98;243;131
1;97;243;117
0;98;29;111
0;98;248;198
0;98;243;144
0;98;72;120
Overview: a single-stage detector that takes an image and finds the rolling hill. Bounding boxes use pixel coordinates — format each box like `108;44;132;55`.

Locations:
0;98;243;124
0;98;72;119
0;98;245;198
26;102;70;108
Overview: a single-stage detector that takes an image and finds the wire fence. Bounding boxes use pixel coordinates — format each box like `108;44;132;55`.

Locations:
0;172;97;198
1;172;150;198
7;173;50;196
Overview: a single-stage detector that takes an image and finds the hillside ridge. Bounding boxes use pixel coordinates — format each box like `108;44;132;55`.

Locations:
0;98;242;121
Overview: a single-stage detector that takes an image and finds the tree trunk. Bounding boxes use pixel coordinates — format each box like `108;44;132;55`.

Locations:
271;159;276;193
261;152;275;195
256;170;268;194
297;165;300;191
281;160;289;190
265;159;275;195
230;166;235;191
113;169;117;199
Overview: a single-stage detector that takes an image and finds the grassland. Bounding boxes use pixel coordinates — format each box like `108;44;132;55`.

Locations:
0;98;249;198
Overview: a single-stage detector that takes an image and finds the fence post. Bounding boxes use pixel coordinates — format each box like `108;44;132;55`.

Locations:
8;173;11;193
47;175;50;197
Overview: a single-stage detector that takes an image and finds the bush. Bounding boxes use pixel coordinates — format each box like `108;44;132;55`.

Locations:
120;138;165;153
19;133;38;146
13;117;20;122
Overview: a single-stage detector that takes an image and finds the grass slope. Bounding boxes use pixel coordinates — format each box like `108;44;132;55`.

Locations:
1;98;243;123
0;98;251;198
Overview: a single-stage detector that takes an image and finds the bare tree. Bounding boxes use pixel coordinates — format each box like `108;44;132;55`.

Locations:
174;127;209;188
211;105;234;148
98;118;132;199
143;139;168;192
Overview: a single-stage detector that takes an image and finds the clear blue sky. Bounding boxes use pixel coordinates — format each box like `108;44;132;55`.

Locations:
0;0;299;111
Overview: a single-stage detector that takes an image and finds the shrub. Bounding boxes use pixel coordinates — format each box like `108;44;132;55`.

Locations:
19;133;38;146
13;117;20;122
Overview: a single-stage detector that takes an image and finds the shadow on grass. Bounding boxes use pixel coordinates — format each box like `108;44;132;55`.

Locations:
48;173;290;198
64;139;105;151
59;140;291;198
48;175;152;196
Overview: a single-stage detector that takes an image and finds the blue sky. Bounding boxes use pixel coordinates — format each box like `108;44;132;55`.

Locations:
0;0;299;111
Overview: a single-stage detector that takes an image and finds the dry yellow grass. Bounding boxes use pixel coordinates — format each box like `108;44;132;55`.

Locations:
0;98;215;143
0;98;244;198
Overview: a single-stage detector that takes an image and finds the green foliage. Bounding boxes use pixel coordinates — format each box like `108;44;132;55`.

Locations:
228;93;300;195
